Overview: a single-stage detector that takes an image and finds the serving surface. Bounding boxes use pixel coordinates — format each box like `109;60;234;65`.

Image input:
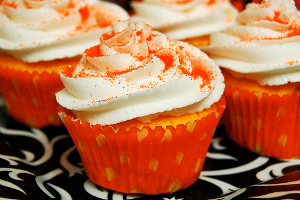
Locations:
0;101;300;199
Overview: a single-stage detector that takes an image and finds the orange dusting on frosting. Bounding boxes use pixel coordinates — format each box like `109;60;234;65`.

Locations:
205;0;217;6
266;11;288;25
258;11;300;39
79;5;89;21
101;31;116;41
60;65;76;78
156;53;174;72
3;1;18;9
161;0;194;5
106;66;141;78
193;67;213;89
177;47;213;88
84;45;101;58
285;22;300;38
68;0;75;9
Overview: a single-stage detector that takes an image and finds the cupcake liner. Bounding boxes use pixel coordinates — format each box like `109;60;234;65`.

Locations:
223;85;300;159
58;96;225;194
0;66;63;127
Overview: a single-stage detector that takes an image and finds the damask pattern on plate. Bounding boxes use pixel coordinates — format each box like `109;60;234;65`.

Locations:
0;105;300;200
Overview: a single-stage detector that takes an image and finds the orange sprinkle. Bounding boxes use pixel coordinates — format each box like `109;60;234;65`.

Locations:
61;65;76;78
79;5;89;21
84;45;101;58
205;0;217;6
266;11;288;25
68;0;75;9
101;32;115;41
106;66;141;78
3;1;18;9
156;53;174;72
161;0;194;5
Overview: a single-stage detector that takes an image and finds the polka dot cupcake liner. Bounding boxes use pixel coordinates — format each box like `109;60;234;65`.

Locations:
223;85;300;159
0;67;63;127
58;96;226;194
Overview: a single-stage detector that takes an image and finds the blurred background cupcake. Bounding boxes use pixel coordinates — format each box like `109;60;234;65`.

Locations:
130;0;238;46
56;18;226;194
201;0;300;159
0;0;129;128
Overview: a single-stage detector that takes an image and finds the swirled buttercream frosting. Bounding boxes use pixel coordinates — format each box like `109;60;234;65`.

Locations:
0;0;129;62
56;19;225;125
131;0;238;40
201;0;300;86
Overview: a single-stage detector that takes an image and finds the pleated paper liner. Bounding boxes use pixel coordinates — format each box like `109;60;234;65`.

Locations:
58;96;226;194
0;54;80;128
222;71;300;159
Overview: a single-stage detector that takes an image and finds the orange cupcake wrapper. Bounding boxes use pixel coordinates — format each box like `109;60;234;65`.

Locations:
58;96;225;194
223;85;300;159
0;67;63;128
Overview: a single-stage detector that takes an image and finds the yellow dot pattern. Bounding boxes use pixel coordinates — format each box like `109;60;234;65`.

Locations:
32;75;40;88
277;106;287;117
12;78;20;88
149;159;159;172
162;128;172;142
137;128;148;142
32;98;39;108
278;134;287;147
9;91;16;102
195;159;202;172
168;180;181;193
175;152;184;165
234;115;242;126
78;141;86;152
199;131;207;141
25;118;35;127
233;90;240;101
130;189;142;194
254;90;262;101
48;115;61;125
102;168;115;181
59;96;227;194
96;134;106;147
252;119;263;130
254;145;263;154
186;121;196;133
120;151;130;164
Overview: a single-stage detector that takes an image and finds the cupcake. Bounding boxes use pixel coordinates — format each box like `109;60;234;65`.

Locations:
130;0;238;46
56;18;226;194
0;0;129;128
201;0;300;159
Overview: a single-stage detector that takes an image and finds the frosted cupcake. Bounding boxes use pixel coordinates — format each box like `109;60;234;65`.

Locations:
201;0;300;159
56;18;226;194
0;0;129;127
131;0;238;46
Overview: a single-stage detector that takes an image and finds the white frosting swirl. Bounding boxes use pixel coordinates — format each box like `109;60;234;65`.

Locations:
201;0;300;86
56;19;225;126
131;0;238;40
0;0;129;62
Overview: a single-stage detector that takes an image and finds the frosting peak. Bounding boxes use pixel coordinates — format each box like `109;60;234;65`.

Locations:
200;0;300;86
56;19;224;125
131;0;238;40
0;0;129;62
235;0;300;40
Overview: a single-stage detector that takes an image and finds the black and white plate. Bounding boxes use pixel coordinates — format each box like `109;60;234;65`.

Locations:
0;102;300;200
